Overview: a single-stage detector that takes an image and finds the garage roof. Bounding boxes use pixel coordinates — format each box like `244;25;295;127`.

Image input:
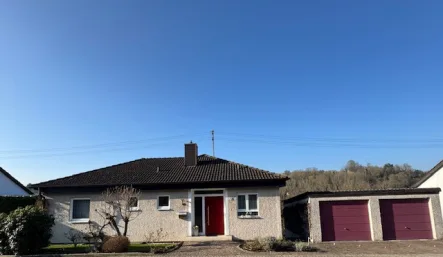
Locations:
284;188;441;205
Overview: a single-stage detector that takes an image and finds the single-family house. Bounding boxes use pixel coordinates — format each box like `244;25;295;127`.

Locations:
30;143;287;243
414;160;443;222
284;188;443;242
0;167;33;196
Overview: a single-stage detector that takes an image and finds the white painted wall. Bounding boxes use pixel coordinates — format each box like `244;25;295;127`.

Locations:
419;166;443;222
0;171;29;196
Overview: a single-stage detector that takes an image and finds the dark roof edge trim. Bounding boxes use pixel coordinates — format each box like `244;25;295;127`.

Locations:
413;160;443;188
0;167;33;195
38;179;287;193
284;188;441;205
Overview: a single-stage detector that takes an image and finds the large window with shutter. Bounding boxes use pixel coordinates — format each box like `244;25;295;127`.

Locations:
237;194;259;217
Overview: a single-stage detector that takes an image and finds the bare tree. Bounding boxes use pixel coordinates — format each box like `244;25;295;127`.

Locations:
96;186;141;236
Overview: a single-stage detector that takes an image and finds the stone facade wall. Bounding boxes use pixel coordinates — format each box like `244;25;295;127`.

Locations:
45;186;283;243
45;190;190;243
227;187;282;240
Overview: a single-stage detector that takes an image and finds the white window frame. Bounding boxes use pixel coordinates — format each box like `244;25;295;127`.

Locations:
157;195;170;211
237;193;259;217
128;196;139;211
70;198;91;223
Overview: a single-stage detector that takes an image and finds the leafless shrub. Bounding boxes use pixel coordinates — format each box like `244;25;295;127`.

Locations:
64;229;84;247
144;228;168;243
96;186;141;236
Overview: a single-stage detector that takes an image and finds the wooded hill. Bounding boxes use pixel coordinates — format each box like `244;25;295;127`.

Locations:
281;160;426;200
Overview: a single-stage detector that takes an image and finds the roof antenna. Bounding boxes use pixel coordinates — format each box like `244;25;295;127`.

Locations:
211;130;215;157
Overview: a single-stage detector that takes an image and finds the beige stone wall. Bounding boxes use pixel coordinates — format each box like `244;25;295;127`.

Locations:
308;194;443;242
227;187;282;240
45;186;283;243
419;166;443;223
45;190;190;243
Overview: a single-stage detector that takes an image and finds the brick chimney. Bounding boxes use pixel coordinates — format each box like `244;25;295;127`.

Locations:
184;142;198;166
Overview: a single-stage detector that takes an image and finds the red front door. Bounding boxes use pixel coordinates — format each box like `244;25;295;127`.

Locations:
205;196;224;236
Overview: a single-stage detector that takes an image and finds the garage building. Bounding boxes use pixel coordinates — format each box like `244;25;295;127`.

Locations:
283;188;443;242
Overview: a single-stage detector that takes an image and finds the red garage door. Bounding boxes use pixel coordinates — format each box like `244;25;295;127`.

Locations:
380;199;433;240
320;200;371;241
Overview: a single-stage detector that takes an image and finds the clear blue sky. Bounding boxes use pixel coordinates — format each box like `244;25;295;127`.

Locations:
1;0;443;185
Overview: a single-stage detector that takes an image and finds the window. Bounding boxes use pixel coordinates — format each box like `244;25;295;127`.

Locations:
129;197;139;211
157;195;170;210
237;194;259;217
194;197;203;233
70;199;90;222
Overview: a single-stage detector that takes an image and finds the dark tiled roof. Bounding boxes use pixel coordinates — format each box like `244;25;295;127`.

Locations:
0;167;33;195
284;188;441;205
31;154;287;189
413;160;443;188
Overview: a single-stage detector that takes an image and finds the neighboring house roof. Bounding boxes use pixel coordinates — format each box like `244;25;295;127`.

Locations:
284;188;441;205
0;167;33;195
30;154;287;190
413;160;443;188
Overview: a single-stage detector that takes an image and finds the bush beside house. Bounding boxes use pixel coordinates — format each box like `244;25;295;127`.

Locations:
102;236;130;253
240;237;318;252
0;206;54;255
0;195;37;214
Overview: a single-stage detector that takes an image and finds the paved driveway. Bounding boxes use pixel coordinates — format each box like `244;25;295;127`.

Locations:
169;241;443;257
6;241;443;257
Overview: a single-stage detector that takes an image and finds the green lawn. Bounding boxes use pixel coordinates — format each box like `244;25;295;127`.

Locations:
42;244;91;254
45;244;87;249
42;243;177;254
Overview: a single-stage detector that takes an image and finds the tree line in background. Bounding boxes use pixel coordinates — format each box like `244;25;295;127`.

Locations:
280;160;426;200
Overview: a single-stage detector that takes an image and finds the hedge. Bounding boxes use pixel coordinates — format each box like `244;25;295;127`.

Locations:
0;206;54;255
0;196;37;214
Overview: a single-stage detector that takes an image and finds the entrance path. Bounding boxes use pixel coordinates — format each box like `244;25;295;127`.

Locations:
173;241;245;256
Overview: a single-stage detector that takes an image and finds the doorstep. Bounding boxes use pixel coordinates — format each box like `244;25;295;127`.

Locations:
186;235;233;241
